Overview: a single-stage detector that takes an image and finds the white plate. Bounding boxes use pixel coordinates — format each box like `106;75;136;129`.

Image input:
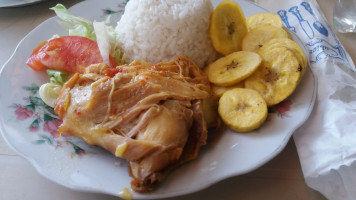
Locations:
0;0;317;199
0;0;47;7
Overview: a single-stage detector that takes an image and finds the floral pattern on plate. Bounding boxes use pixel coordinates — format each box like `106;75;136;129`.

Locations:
10;84;86;157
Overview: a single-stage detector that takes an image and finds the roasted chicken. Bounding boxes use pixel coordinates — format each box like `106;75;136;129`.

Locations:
54;56;211;192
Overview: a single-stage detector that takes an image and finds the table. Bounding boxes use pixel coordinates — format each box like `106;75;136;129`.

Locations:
1;0;354;199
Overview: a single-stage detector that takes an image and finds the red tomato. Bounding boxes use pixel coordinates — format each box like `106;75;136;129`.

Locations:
26;36;117;73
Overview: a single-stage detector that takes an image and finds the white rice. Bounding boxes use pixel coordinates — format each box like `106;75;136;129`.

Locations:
115;0;218;68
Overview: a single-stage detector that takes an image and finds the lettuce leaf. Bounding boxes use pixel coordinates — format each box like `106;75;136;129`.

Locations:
47;69;69;85
93;21;127;66
50;4;96;40
50;4;127;65
39;82;62;108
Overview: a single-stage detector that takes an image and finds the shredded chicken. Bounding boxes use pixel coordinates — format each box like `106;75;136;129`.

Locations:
54;56;211;192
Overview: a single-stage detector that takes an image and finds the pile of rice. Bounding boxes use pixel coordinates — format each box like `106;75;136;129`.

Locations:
115;0;218;68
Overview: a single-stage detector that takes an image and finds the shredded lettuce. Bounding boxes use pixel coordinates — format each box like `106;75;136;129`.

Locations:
50;4;127;65
39;83;62;108
93;21;111;66
39;69;69;107
93;21;128;65
50;4;96;40
47;69;68;85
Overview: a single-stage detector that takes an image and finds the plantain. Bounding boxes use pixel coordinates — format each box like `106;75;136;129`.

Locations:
245;46;302;106
258;38;307;80
246;12;283;31
208;51;262;86
211;81;244;98
241;25;290;52
209;0;248;55
218;88;268;132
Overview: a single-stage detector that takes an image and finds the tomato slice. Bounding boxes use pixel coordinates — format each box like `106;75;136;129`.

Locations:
26;36;117;73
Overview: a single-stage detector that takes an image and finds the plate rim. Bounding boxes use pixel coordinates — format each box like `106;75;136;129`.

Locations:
0;0;318;199
0;0;47;8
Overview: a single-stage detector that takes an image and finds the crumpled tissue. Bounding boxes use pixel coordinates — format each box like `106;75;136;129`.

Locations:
251;0;356;199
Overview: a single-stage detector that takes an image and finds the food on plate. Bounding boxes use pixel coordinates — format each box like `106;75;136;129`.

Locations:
50;4;127;66
241;25;290;52
218;88;267;132
39;69;69;107
246;12;283;31
208;10;307;131
202;96;221;129
54;56;212;192
26;36;117;72
39;82;62;108
211;81;244;98
26;2;220;193
245;46;303;106
259;38;307;78
115;0;217;68
24;0;308;194
209;0;248;55
208;51;262;86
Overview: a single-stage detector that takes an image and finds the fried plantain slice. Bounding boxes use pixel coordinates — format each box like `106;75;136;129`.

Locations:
245;46;301;106
241;25;290;52
209;0;248;55
218;88;267;132
208;51;262;86
211;81;244;98
246;12;283;31
258;38;307;79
